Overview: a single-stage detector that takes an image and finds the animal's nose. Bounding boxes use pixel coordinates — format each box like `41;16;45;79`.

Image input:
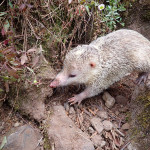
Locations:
50;79;59;88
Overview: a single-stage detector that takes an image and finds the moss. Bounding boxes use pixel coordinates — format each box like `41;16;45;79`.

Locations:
43;131;52;150
136;92;150;131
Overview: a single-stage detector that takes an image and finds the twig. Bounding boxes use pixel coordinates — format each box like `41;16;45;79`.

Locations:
120;141;131;150
25;16;40;40
0;94;6;102
0;0;5;6
115;129;125;137
29;15;61;42
23;19;27;52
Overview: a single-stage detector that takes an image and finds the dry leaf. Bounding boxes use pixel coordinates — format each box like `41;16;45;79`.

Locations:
21;53;28;65
27;48;37;53
105;131;113;140
32;55;39;68
4;64;19;78
5;81;9;93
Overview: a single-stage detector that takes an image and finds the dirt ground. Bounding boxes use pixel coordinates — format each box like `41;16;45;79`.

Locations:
0;72;140;150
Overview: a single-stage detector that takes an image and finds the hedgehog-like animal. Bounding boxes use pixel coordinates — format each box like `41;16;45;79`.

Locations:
50;29;150;104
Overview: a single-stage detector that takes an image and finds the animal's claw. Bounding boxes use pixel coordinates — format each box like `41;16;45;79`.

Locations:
68;96;82;105
136;72;149;85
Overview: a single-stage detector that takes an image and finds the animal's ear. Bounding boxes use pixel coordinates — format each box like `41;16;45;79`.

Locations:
89;62;96;68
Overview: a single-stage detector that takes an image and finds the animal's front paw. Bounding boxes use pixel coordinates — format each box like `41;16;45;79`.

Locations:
136;72;149;85
68;95;83;105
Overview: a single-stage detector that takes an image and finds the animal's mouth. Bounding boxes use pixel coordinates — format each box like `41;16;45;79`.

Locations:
50;79;60;88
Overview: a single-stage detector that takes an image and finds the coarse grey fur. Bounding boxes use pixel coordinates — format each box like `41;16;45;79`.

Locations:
50;29;150;104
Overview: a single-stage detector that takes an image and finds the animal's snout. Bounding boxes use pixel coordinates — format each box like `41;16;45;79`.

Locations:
50;79;59;88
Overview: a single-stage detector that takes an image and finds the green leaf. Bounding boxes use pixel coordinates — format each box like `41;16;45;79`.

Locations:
8;0;13;8
0;12;7;16
0;53;4;57
4;20;10;32
85;5;91;16
0;88;4;92
26;66;35;74
120;22;125;26
0;136;7;150
90;1;95;5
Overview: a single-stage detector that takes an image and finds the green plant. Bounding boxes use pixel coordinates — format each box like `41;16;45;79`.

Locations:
102;0;126;30
81;0;126;32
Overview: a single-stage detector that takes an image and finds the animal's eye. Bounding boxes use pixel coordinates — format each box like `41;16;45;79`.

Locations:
69;74;76;78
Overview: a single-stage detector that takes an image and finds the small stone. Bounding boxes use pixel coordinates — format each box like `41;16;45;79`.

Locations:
116;95;128;105
113;123;119;129
127;143;137;150
121;123;130;130
100;141;106;148
14;122;20;127
3;125;42;150
115;111;119;115
102;92;115;108
69;107;75;115
102;120;113;131
91;134;102;147
64;102;70;112
88;127;95;134
119;107;128;113
90;117;104;134
97;111;108;120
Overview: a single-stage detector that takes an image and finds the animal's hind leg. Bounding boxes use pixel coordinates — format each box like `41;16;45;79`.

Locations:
135;72;149;85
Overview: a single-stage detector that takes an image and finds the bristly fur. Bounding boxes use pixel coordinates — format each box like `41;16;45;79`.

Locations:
53;29;150;102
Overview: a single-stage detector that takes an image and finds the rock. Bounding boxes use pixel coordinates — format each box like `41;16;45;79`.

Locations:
47;105;94;150
127;143;138;150
100;141;106;148
64;102;70;112
90;117;104;134
121;123;130;130
102;92;115;108
69;107;76;115
97;111;108;120
115;111;119;115
102;120;113;131
8;65;55;122
88;127;95;134
91;134;102;147
115;95;128;105
13;122;20;127
3;125;42;150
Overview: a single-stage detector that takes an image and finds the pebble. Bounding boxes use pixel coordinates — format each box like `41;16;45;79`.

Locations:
91;134;102;147
121;123;130;130
97;111;108;120
14;122;20;127
102;92;115;108
115;111;119;115
127;143;137;150
88;127;95;134
64;102;70;112
116;95;128;105
90;117;104;134
69;107;75;115
100;141;106;148
102;120;113;131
